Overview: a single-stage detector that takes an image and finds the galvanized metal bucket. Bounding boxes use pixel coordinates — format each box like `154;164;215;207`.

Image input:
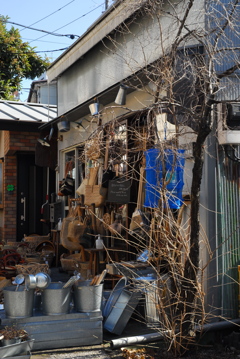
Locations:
3;286;34;318
42;282;72;315
73;280;103;312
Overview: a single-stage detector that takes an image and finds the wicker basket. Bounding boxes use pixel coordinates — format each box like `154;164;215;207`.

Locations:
60;254;89;279
15;262;50;275
35;240;55;253
84;185;106;207
24;254;43;263
4;242;18;250
0;277;11;291
24;234;51;247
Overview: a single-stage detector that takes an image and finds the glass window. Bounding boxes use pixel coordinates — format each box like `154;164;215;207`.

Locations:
65;150;75;179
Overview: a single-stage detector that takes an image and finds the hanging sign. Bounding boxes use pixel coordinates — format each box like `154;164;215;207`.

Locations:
107;178;131;204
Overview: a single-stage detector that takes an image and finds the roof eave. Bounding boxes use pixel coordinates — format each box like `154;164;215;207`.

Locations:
47;0;148;83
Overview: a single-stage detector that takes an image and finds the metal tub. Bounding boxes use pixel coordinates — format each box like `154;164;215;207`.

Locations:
0;339;34;358
42;282;72;315
3;286;34;318
103;287;140;335
73;280;103;312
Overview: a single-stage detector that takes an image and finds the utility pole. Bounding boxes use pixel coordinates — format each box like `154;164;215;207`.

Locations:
105;0;109;11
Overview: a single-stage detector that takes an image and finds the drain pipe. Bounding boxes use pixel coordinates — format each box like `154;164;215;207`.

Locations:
110;318;240;349
110;332;164;349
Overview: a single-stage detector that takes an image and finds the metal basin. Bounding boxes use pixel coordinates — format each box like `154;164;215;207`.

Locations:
3;286;34;318
73;280;103;312
102;277;127;318
42;282;72;315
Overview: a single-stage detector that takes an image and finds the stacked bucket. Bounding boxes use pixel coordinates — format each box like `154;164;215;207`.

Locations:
144;148;185;209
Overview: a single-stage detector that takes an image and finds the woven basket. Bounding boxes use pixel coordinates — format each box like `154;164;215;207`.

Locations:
0;277;11;291
4;242;18;250
24;234;51;247
15;262;50;275
35;240;55;253
67;217;87;241
84;185;106;207
24;254;43;263
60;254;89;279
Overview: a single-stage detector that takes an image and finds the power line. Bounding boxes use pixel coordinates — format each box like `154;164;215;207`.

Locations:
2;3;105;43
20;0;77;31
28;2;105;44
35;47;69;53
3;19;80;39
22;37;69;45
9;47;69;54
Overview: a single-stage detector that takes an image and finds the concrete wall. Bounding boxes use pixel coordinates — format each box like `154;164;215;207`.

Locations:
57;0;204;115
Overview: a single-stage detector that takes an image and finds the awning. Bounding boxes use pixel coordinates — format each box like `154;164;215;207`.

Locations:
0;100;57;132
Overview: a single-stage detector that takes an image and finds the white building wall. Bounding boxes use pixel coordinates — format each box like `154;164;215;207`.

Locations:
57;0;204;115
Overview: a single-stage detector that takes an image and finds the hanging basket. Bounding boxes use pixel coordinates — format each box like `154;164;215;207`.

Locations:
84;185;106;207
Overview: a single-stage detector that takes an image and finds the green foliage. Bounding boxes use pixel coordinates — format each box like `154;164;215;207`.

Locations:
0;16;50;99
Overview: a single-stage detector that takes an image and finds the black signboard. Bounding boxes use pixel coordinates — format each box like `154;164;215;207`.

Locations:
107;178;131;204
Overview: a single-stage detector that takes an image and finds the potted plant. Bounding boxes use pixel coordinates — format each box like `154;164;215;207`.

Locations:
0;325;29;346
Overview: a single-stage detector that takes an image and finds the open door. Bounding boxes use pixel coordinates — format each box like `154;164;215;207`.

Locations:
17;153;53;240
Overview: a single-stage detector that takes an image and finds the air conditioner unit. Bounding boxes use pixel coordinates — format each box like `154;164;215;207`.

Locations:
217;103;240;145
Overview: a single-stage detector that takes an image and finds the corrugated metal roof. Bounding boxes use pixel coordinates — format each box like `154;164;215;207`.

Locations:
0;100;57;123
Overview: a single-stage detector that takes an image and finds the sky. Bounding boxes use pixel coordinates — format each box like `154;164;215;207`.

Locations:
1;0;115;101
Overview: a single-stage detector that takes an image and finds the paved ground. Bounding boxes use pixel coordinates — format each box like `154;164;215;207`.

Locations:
31;347;112;359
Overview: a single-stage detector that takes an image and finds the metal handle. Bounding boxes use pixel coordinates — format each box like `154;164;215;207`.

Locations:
21;197;26;221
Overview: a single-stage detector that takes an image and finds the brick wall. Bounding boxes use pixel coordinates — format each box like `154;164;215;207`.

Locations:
4;155;17;241
2;131;39;242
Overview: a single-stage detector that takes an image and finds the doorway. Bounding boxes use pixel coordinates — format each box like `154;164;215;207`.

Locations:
17;153;54;240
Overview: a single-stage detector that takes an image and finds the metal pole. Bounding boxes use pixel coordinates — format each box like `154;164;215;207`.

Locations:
105;0;109;10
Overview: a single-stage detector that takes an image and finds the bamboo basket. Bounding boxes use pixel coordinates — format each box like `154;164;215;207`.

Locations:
15;262;50;275
24;254;43;263
4;242;18;250
35;240;55;253
0;277;11;291
24;234;51;247
60;253;89;279
84;185;106;207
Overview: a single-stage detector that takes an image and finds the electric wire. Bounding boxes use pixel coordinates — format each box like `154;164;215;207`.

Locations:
20;0;77;31
2;20;79;39
28;2;105;44
2;2;105;41
22;38;69;45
